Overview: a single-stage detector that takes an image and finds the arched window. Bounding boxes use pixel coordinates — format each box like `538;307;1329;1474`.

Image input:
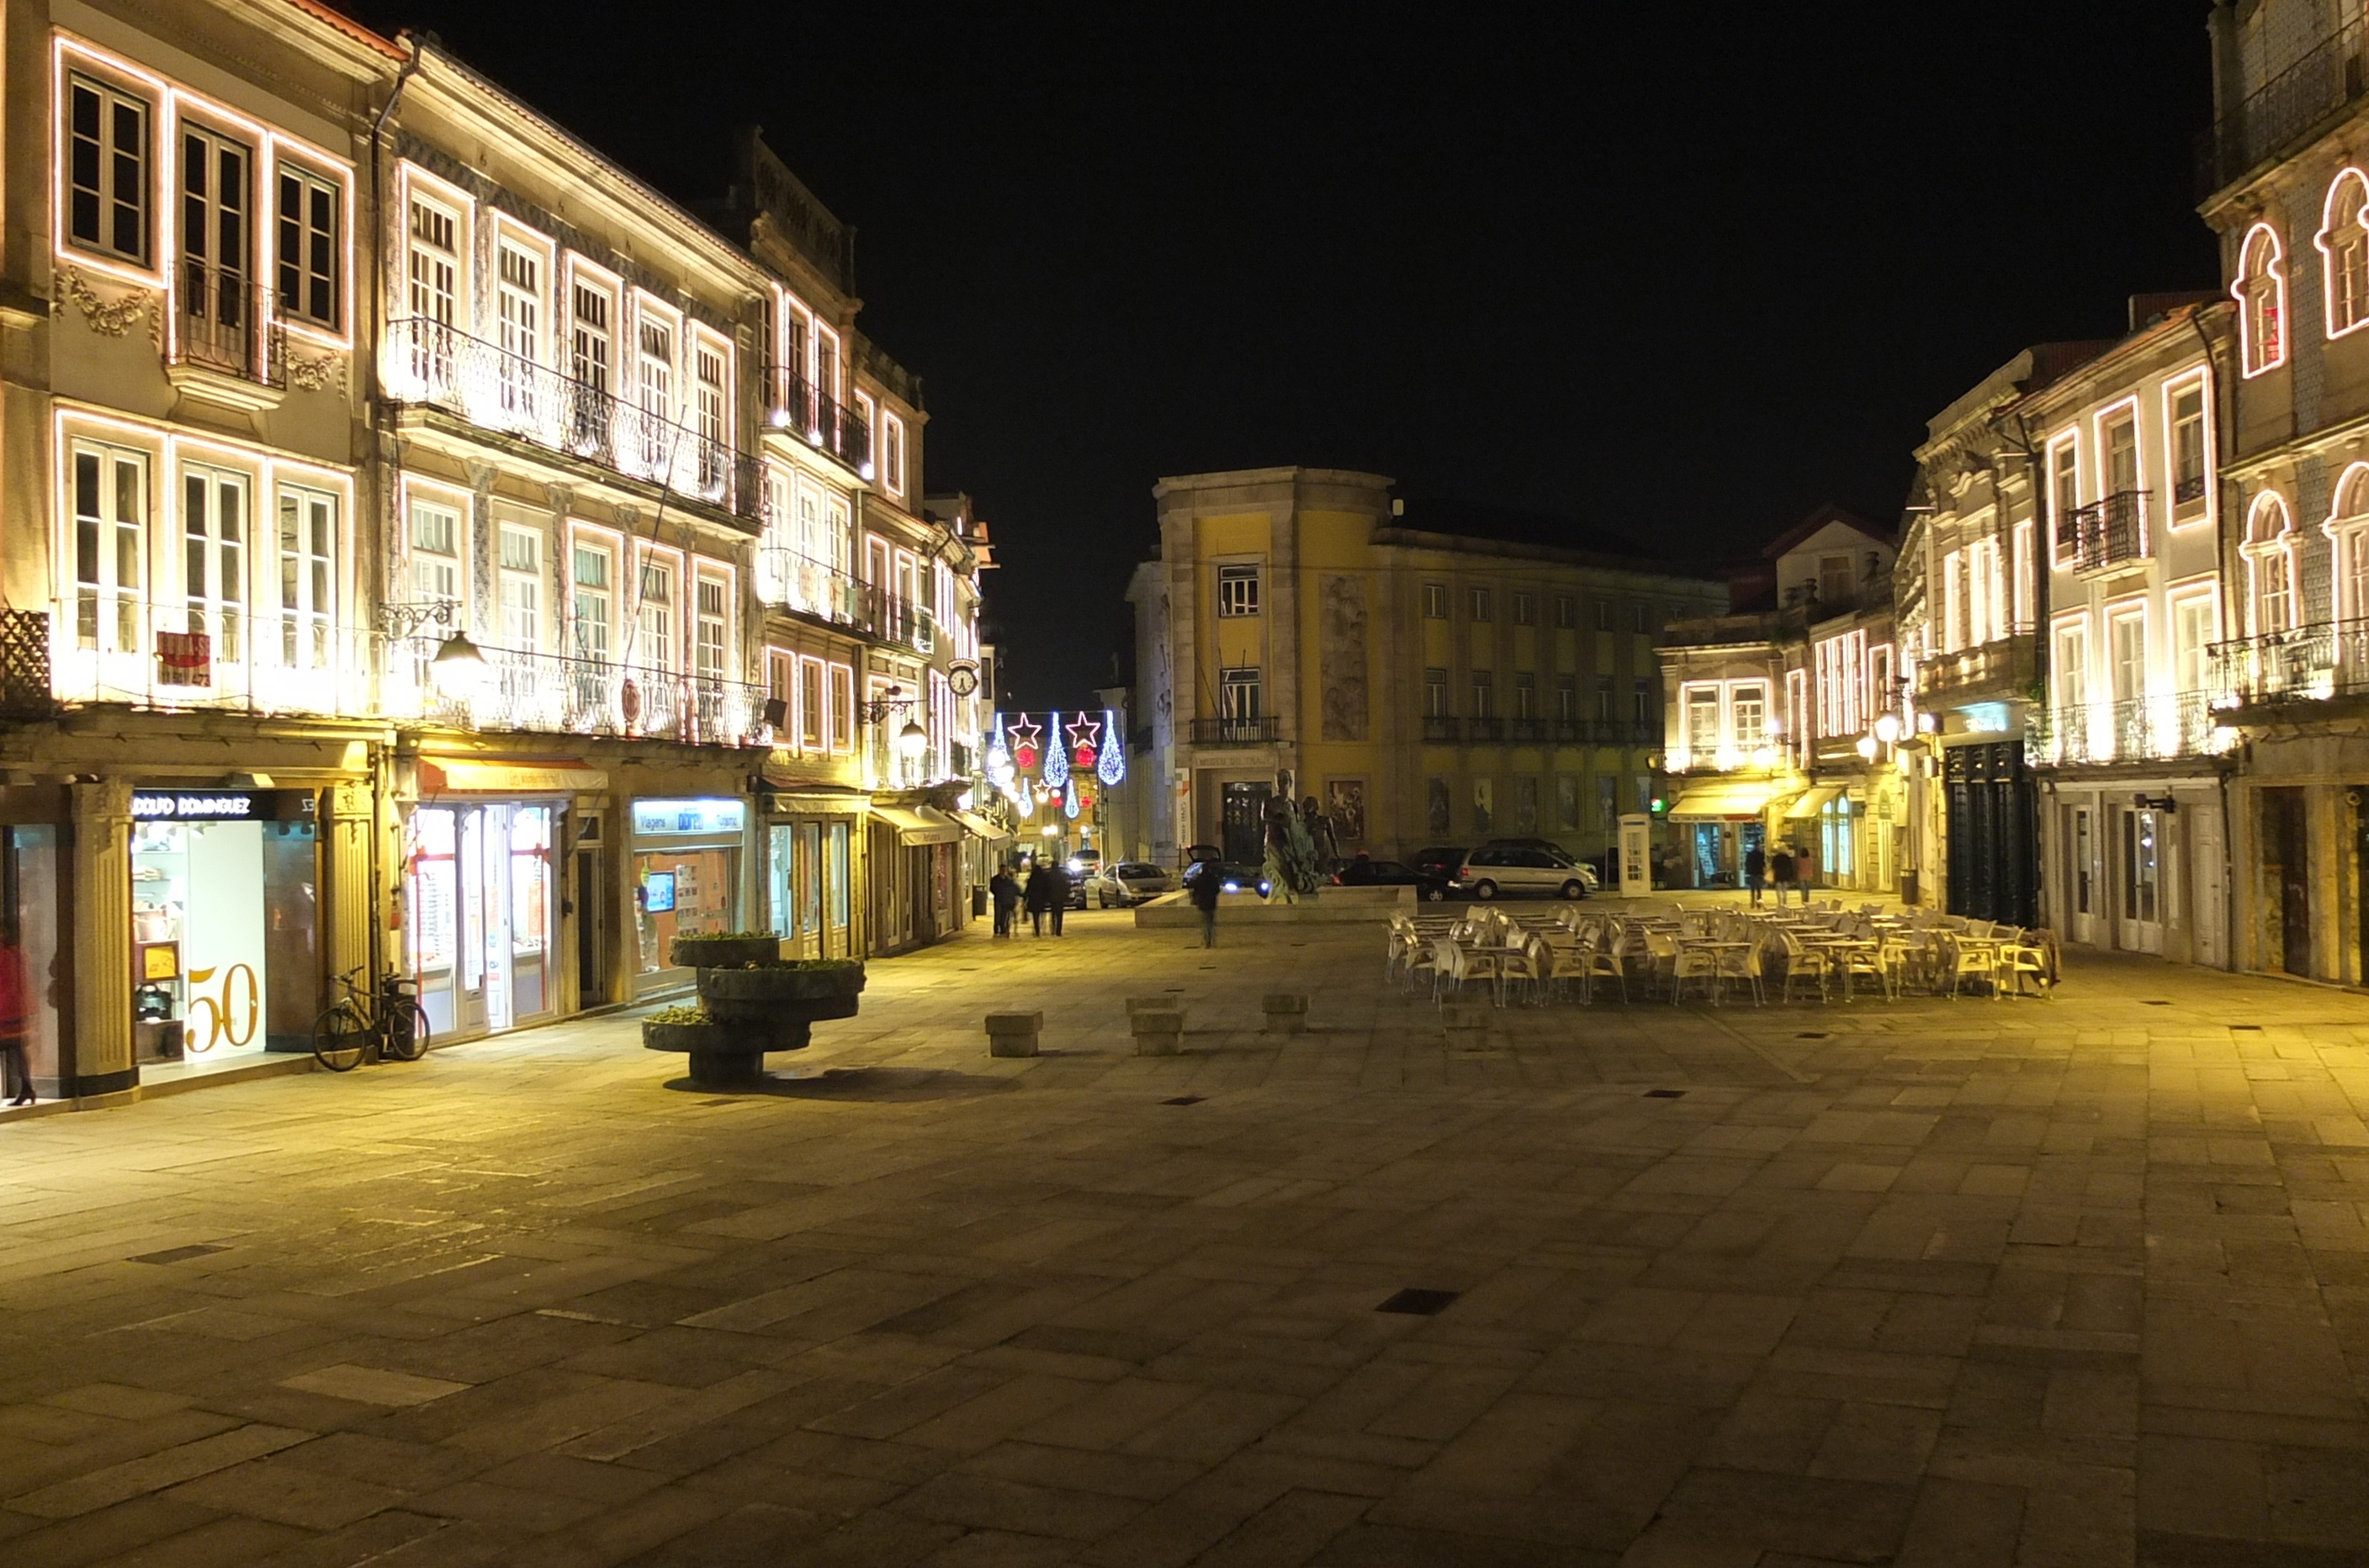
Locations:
2245;492;2297;633
2324;171;2369;337
2328;463;2369;621
2235;223;2287;376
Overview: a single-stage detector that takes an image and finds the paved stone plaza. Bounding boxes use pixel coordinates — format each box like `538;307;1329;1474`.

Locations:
3;907;2369;1566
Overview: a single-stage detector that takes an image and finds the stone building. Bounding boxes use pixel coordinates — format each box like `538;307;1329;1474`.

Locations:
1128;468;1722;870
0;1;988;1097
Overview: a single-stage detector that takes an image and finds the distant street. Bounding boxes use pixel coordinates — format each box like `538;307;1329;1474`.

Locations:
0;909;2364;1566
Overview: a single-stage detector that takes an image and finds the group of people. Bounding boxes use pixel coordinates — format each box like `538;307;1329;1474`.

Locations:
1742;841;1819;907
988;857;1071;937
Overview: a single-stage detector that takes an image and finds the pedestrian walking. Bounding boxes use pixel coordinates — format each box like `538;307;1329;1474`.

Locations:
0;935;33;1106
1024;861;1052;935
1793;842;1816;903
989;866;1020;938
1043;861;1068;936
1186;853;1221;947
1743;842;1767;908
1768;845;1796;908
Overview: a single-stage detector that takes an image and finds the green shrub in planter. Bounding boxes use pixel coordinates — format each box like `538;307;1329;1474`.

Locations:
668;931;782;969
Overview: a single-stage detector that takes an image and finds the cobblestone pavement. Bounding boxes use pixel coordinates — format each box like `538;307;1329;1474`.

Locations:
3;906;2369;1566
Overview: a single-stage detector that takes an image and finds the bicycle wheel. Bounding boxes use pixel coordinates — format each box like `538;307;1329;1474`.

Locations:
310;1001;369;1072
383;1000;432;1062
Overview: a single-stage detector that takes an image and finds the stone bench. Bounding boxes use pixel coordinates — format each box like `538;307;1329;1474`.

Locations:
1130;1007;1184;1057
1261;994;1309;1034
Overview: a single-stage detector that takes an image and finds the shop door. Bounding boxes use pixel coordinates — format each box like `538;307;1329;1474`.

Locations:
575;842;602;1009
2268;787;2312;976
2192;800;2227;968
2118;808;2164;954
1222;782;1269;865
2068;806;2095;944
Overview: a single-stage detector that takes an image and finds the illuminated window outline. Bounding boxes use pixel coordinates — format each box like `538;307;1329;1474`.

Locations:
2242;490;2297;634
2320;167;2369;340
2323;462;2369;621
2045;429;2082;569
692;558;736;687
828;660;856;753
564;252;622;395
2160;364;2214;532
2165;575;2220;699
400;472;472;624
2234;221;2287;378
882;410;908;499
629;538;686;672
567;518;624;670
2091;394;2149;559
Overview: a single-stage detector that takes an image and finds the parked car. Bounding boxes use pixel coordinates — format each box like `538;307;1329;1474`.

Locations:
1330;857;1457;903
1411;845;1467;881
1095;861;1175;907
1187;859;1272;897
1455;844;1596;900
1476;839;1601;893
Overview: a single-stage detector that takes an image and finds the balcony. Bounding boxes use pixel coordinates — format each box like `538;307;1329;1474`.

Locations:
2197;15;2368;198
2027;692;2218;767
167;268;286;408
760;363;872;476
386;638;771;746
50;595;370;718
2057;490;2149;575
756;547;866;626
386;319;761;524
1916;630;2037;706
2206;619;2369;712
1186;717;1279;744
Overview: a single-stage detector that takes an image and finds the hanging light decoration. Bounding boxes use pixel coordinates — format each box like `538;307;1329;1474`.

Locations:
1097;707;1127;786
1042;710;1069;788
1063;777;1080;819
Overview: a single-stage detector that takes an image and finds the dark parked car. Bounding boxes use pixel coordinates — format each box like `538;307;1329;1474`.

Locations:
1186;859;1271;897
1330;856;1456;903
1411;845;1467;881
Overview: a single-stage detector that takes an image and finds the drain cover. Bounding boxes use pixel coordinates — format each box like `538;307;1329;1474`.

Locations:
1796;1031;1829;1040
1377;1288;1460;1316
1162;1095;1206;1106
130;1243;229;1265
2230;1024;2263;1030
1642;1089;1685;1099
2141;1000;2170;1007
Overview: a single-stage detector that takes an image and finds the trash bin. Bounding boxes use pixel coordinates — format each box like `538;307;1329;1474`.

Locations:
1900;871;1918;906
972;885;988;918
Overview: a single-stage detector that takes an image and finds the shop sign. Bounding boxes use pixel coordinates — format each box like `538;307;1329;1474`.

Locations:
632;797;746;837
132;792;258;821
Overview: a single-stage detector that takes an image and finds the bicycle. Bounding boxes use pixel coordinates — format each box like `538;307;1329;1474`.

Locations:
311;967;432;1073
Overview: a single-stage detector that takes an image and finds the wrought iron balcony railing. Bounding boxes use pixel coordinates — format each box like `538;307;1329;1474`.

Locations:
170;268;286;388
2027;691;2218;766
2206;618;2369;710
760;363;872;474
1916;628;2037;702
2197;15;2369;197
50;593;371;717
2056;490;2149;575
755;547;866;625
1186;716;1279;744
386;638;771;746
385;318;761;523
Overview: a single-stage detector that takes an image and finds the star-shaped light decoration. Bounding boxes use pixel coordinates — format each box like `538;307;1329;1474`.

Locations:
1065;712;1103;768
1005;714;1042;772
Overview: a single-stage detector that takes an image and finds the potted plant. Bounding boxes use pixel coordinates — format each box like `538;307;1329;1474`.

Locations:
668;930;782;969
641;951;867;1089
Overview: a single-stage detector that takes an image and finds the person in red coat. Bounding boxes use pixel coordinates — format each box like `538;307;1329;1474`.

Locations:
0;937;34;1105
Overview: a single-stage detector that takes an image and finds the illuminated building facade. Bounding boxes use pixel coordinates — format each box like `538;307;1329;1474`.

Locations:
1130;468;1720;871
2195;0;2369;982
1658;509;1905;896
0;2;989;1095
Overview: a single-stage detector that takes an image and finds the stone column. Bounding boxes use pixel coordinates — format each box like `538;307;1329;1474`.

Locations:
324;781;374;997
67;780;135;1097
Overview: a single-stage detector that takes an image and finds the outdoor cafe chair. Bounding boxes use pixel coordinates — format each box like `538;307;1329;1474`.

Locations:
2000;932;2053;999
1777;930;1834;1004
1942;935;1999;999
1711;937;1767;1006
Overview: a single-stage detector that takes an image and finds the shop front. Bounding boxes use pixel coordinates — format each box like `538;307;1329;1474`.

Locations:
0;787;65;1099
868;803;962;956
128;787;318;1068
1664;777;1785;890
631;795;750;993
760;785;861;960
403;760;599;1041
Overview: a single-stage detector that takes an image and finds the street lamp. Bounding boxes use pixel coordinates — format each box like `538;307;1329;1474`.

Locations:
1873;712;1902;744
429;632;489;697
897;719;928;759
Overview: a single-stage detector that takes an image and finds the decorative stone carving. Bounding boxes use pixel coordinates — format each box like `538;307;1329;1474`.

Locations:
287;352;347;392
60;266;151;337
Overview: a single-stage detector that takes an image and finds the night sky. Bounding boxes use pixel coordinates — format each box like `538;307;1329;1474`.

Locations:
347;3;2218;708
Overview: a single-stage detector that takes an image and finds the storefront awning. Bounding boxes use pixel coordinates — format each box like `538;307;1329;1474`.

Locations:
872;804;962;845
1667;780;1781;821
1784;786;1842;820
420;758;607;795
947;808;1012;843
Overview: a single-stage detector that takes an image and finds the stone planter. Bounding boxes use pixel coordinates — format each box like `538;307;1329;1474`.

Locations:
669;935;780;970
644;961;866;1089
1261;993;1309;1034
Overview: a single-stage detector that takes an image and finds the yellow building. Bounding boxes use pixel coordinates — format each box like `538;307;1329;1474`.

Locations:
1131;469;1723;869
